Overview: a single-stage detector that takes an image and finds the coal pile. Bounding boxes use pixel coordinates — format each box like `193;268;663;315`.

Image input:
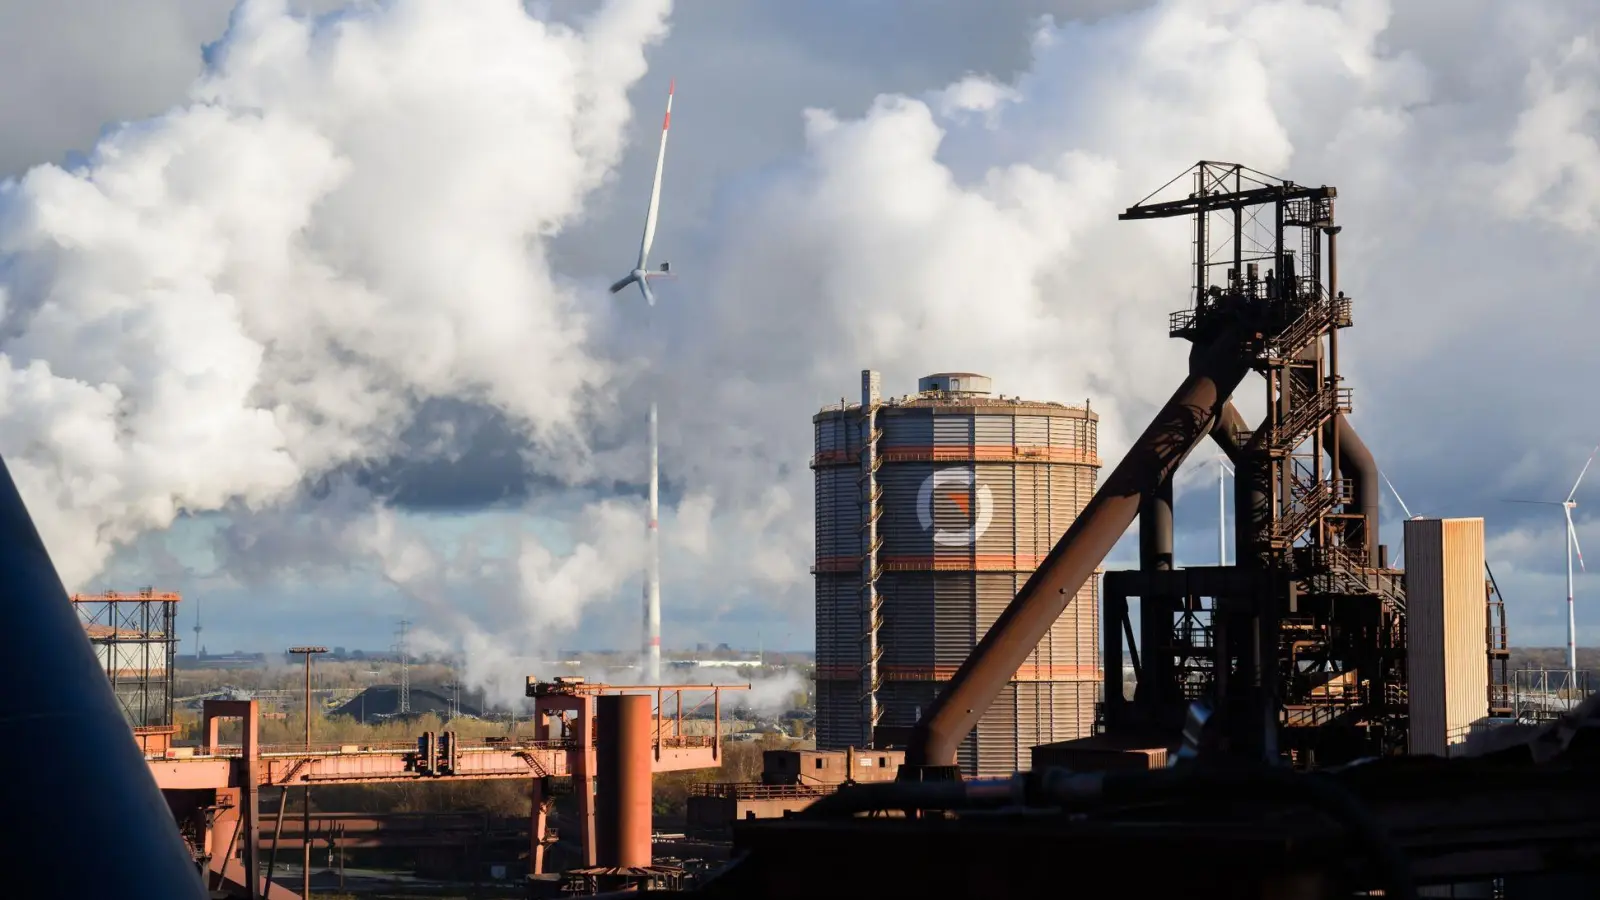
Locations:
333;684;482;721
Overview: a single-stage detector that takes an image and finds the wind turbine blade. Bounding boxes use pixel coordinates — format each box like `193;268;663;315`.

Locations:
1570;506;1587;573
637;79;674;270
1568;444;1599;503
1503;499;1564;505
1379;470;1414;520
638;278;656;307
609;273;639;294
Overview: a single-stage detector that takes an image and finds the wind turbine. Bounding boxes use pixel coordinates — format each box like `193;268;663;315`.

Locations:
1379;469;1423;566
1216;454;1233;566
1380;470;1415;522
609;79;675;306
1504;445;1598;690
609;80;676;685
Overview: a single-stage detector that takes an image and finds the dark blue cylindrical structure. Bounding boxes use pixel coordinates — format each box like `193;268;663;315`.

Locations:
0;455;206;898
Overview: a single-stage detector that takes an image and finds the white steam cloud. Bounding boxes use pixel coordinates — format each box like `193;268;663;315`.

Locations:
0;0;669;589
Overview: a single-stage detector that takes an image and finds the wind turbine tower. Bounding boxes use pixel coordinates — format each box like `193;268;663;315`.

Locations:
610;80;676;684
1506;445;1597;689
1217;453;1233;566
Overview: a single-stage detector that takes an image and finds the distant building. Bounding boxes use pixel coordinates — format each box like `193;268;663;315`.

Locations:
687;748;905;834
175;650;269;671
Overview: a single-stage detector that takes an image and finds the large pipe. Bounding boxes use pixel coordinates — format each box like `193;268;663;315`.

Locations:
1138;479;1174;571
1287;346;1380;565
1331;416;1380;566
1137;477;1175;710
0;455;207;898
1290;344;1380;566
907;327;1252;768
1210;401;1247;462
596;694;652;867
1211;399;1266;567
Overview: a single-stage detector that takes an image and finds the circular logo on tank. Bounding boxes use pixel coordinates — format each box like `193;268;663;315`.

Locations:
917;468;994;547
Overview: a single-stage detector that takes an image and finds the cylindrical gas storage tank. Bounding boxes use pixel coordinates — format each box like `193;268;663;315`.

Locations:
813;372;1102;777
595;694;652;867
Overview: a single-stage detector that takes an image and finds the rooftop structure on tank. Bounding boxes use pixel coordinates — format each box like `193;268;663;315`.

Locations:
812;371;1102;776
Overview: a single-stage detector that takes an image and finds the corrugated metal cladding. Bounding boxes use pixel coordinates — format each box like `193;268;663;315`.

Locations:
813;377;1102;775
1403;518;1489;758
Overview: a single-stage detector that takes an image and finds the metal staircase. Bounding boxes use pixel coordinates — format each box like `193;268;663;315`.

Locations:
1271;476;1351;549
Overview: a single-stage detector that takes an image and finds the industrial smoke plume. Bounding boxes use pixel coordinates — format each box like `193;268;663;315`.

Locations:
0;0;674;631
0;0;1598;694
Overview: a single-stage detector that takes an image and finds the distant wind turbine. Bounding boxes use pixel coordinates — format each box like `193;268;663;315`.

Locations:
1504;445;1598;689
609;79;675;306
1379;469;1423;567
609;79;677;685
1380;470;1417;522
1217;454;1233;566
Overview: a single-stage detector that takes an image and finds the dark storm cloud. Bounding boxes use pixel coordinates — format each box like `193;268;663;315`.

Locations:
335;398;724;512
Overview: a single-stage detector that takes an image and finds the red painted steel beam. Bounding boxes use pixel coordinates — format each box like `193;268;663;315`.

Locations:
149;741;722;789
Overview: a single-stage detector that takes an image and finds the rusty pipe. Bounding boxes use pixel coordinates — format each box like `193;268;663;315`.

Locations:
1329;417;1380;567
1210;399;1271;567
907;326;1252;767
595;694;652;868
1138;477;1174;572
1137;476;1175;710
1210;401;1247;462
0;455;206;898
1290;344;1380;566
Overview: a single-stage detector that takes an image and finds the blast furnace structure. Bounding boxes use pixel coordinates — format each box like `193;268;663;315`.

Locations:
813;372;1101;775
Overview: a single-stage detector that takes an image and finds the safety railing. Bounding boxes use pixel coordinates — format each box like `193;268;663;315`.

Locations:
1169;308;1197;336
1268;387;1352;454
659;735;716;750
205;738;575;758
689;782;839;801
1272;478;1349;547
1266;295;1350;359
816;446;1099;468
1489;683;1514;713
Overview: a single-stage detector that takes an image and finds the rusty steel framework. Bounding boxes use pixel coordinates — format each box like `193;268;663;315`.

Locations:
145;679;750;896
681;162;1600;899
1099;160;1410;766
74;588;180;731
895;161;1416;774
635;161;1600;900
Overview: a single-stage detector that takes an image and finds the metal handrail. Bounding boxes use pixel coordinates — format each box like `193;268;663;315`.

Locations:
203;738;576;758
659;735;716;749
689;782;839;801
